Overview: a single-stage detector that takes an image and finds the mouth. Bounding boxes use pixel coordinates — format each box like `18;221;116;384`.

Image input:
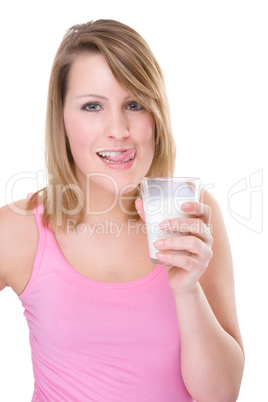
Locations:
96;147;136;165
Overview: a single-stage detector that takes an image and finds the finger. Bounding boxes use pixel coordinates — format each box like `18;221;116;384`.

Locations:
156;252;201;272
181;202;211;225
154;234;206;255
135;198;145;221
156;246;212;271
159;218;213;245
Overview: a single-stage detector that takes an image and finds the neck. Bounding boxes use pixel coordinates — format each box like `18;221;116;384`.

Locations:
80;179;138;224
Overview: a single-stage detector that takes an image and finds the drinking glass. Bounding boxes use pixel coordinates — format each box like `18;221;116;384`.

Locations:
140;177;201;264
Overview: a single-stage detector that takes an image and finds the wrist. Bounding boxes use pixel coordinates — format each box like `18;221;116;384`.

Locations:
171;282;201;299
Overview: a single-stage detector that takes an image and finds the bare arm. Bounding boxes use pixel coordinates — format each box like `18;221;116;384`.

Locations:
173;284;244;401
136;191;244;401
0;270;7;292
0;200;38;295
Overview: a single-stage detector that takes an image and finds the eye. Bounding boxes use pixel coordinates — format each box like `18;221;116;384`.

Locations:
81;102;102;112
126;101;144;111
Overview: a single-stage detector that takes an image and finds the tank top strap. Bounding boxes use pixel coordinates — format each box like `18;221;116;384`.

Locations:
27;192;45;231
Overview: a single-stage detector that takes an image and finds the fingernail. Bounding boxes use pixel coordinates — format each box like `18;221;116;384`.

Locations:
182;202;192;211
154;240;164;247
159;220;171;229
156;252;166;261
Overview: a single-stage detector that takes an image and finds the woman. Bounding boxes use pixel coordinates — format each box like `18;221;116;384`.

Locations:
0;20;244;401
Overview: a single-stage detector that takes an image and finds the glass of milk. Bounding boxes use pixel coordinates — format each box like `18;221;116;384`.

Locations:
140;177;201;264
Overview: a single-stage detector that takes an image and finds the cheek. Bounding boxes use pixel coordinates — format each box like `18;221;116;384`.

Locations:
136;112;155;136
64;117;89;151
143;117;155;151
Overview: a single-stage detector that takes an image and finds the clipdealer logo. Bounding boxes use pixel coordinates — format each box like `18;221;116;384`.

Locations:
227;169;264;233
4;168;265;234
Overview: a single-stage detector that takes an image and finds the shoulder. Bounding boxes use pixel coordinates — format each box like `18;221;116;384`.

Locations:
200;188;231;261
0;198;37;234
200;187;222;216
0;199;39;294
199;188;229;243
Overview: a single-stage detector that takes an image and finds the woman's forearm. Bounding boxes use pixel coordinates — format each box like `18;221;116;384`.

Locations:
173;283;245;402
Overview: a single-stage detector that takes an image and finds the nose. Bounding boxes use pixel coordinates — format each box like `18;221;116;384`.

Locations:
104;110;130;141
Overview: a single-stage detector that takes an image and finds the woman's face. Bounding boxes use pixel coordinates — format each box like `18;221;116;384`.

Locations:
63;53;155;196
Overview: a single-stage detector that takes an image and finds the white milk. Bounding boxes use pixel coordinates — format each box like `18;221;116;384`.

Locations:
143;197;193;263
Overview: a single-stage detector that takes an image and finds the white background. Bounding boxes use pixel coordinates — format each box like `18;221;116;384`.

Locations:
0;0;267;400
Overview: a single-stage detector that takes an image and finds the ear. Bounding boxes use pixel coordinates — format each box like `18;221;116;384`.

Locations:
135;198;145;222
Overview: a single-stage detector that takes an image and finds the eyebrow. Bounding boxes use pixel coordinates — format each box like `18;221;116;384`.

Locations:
75;94;132;101
75;94;108;100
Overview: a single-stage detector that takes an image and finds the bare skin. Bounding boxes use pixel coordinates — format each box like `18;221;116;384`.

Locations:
0;189;244;401
0;53;244;400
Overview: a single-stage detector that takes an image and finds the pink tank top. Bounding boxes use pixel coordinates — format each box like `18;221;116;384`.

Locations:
18;203;194;401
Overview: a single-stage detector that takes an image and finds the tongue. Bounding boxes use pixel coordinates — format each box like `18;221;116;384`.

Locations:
105;149;136;162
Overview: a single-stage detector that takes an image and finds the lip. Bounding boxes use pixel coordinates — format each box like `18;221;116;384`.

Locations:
96;147;136;170
95;146;134;153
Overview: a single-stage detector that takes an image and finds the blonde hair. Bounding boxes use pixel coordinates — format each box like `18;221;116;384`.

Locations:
28;19;176;229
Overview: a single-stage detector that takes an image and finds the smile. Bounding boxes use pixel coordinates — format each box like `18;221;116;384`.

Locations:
95;147;136;169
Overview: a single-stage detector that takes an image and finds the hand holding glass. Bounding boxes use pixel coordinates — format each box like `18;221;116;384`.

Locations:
140;177;201;264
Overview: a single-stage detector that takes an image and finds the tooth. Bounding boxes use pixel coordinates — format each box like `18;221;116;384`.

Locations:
110;152;122;156
98;151;124;157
